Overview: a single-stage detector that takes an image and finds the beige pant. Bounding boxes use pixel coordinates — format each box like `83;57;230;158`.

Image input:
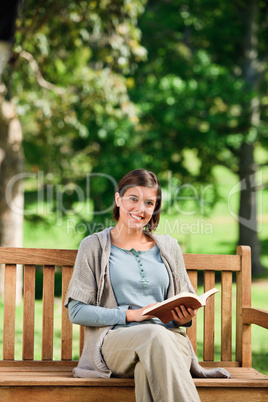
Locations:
102;324;200;402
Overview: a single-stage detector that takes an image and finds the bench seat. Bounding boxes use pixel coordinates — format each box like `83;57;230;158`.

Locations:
0;364;267;401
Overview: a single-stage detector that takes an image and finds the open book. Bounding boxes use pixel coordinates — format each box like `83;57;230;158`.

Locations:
142;288;219;323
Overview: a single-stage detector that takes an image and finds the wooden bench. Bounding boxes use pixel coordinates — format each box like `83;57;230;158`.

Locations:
0;245;267;401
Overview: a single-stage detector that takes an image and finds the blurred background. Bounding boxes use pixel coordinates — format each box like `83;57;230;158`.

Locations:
0;0;267;372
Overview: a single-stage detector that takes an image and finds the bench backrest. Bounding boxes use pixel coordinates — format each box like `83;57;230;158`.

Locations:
0;245;252;367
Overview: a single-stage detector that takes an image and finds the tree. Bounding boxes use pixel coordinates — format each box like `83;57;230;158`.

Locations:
0;0;148;298
130;0;268;274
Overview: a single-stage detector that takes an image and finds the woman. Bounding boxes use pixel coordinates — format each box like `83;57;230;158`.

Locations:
65;169;229;402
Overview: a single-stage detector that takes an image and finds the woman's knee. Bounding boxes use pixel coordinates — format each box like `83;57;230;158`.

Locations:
136;324;172;350
139;324;167;337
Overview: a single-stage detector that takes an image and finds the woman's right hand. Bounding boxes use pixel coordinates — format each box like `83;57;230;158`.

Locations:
126;304;156;322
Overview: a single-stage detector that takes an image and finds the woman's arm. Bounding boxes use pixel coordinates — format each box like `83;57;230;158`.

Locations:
69;300;156;327
68;299;128;327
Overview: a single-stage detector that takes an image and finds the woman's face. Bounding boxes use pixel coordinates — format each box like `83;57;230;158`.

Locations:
115;186;158;230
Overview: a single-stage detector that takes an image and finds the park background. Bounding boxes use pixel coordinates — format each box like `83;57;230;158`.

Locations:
0;1;267;374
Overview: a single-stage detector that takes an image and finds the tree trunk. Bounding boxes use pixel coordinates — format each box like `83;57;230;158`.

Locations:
238;142;264;275
0;92;24;302
238;0;264;275
0;1;24;301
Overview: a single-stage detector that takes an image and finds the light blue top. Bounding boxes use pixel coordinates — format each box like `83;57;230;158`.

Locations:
68;243;190;329
109;243;170;328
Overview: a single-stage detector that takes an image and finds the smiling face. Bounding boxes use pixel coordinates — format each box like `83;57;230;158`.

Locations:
115;186;158;231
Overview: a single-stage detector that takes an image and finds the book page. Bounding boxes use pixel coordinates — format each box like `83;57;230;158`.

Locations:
198;288;219;305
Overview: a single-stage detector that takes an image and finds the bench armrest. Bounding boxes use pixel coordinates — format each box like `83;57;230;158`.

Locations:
242;307;268;329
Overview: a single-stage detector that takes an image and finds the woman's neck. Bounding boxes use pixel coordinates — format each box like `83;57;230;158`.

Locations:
110;224;154;251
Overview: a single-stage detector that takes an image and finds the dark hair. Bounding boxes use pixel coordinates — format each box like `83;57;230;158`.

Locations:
113;169;162;232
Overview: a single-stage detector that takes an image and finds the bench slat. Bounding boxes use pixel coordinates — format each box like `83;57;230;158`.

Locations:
0;248;241;271
203;271;215;361
61;266;73;360
3;264;17;360
23;265;36;360
0;248;77;266
221;271;233;361
236;245;252;367
80;327;84;357
42;265;55;360
184;254;241;271
186;270;198;354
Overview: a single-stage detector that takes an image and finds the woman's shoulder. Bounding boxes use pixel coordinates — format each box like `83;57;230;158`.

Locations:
78;227;112;251
152;233;179;249
152;232;176;241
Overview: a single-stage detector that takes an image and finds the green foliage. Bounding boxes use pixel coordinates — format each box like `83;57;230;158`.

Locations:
2;1;268;260
131;0;268;176
7;1;268;187
4;0;148;183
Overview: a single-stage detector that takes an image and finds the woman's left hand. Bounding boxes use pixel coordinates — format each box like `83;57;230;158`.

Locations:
171;305;197;326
